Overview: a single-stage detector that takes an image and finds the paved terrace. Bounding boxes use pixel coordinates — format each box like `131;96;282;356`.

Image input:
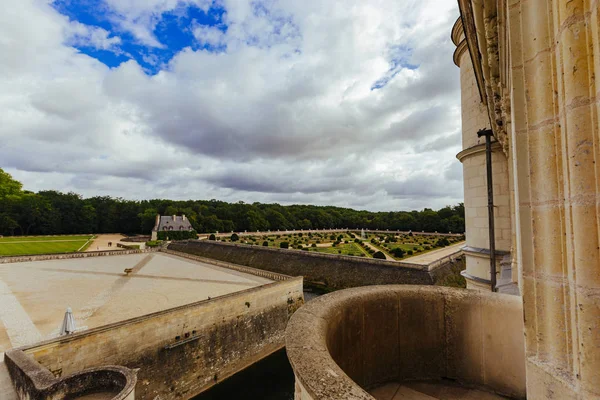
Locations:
403;241;465;266
0;252;272;399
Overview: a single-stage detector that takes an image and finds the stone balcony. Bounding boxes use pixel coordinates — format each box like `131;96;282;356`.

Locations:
286;286;526;400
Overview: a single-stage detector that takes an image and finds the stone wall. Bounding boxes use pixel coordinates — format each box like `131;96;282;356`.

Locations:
168;240;434;289
286;286;526;400
19;278;304;400
455;0;600;398
162;248;292;281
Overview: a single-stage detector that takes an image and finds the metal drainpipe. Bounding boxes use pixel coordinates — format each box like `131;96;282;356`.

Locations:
477;128;496;292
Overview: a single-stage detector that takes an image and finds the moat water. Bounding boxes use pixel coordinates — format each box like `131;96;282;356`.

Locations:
193;349;294;400
193;290;323;400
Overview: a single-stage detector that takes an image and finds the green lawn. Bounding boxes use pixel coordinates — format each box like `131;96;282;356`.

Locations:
0;235;95;256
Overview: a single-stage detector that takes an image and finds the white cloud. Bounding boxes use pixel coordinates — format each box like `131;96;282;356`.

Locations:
192;24;225;47
66;21;122;51
0;0;464;212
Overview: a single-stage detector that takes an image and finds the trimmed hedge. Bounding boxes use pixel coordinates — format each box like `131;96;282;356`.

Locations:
157;230;197;241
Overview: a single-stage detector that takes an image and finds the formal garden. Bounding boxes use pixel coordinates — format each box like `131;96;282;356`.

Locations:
209;231;465;261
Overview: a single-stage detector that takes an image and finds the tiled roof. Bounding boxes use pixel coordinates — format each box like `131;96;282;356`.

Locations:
156;215;193;231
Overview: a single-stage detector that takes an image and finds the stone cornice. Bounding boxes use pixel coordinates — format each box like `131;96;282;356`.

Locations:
451;17;464;46
457;0;486;105
462;245;510;258
456;141;502;162
457;0;510;156
461;270;492;284
453;40;469;67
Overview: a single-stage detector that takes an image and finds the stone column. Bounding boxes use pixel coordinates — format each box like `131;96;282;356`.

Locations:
508;0;600;398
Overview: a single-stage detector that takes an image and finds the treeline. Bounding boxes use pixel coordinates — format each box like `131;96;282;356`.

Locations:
0;169;465;236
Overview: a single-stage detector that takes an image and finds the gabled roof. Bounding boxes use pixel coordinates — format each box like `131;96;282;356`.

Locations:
154;215;193;231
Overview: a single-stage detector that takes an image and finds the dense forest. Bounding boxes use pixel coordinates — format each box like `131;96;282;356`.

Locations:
0;169;465;236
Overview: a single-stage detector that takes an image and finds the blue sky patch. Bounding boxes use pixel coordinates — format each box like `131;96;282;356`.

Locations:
371;45;419;90
52;1;226;74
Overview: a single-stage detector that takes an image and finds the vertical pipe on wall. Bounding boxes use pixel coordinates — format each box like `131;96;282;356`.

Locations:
478;128;496;291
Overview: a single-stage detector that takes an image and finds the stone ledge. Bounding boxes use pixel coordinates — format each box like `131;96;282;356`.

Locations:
456;141;502;162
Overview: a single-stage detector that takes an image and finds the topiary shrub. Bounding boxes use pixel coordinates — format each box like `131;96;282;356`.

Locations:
311;243;316;247
231;233;239;242
373;251;386;259
435;238;450;247
297;244;304;249
209;234;216;240
390;248;405;258
157;230;198;241
262;241;269;246
280;242;289;249
407;250;413;255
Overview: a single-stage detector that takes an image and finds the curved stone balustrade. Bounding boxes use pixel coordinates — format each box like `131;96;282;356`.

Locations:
5;349;136;400
286;286;526;400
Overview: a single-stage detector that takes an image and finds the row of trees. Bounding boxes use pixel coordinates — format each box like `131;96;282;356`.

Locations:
0;169;465;236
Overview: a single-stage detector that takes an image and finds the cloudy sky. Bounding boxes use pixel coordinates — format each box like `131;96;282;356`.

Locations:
0;0;463;211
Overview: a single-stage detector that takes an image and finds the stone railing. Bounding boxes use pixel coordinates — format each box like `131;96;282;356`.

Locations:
0;248;158;264
286;286;526;400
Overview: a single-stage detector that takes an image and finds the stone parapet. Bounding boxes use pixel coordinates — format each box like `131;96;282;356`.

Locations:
286;286;526;400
